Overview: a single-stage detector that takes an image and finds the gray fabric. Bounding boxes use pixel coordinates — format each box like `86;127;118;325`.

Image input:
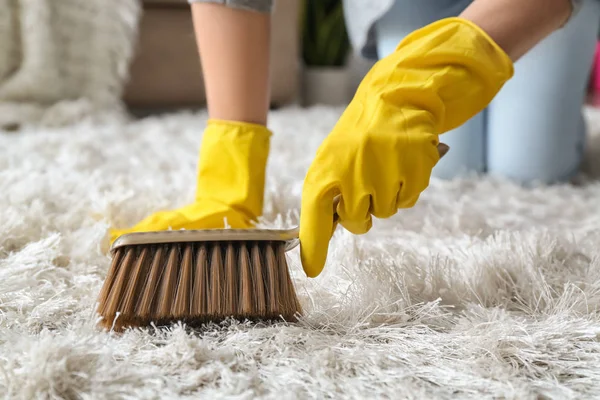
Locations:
572;0;584;15
343;0;589;60
188;0;273;13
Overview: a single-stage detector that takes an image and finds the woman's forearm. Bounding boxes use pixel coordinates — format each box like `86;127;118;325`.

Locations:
460;0;573;61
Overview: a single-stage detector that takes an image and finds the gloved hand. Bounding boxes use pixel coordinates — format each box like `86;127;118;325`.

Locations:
299;17;514;278
109;119;271;244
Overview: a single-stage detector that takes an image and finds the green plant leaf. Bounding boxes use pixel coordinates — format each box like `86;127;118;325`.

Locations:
323;5;349;66
301;0;350;67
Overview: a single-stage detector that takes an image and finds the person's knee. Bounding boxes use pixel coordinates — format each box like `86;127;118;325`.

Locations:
488;162;581;184
487;119;585;184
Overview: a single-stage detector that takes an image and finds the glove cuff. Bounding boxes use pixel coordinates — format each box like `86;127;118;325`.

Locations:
376;17;514;134
206;119;273;138
196;119;272;222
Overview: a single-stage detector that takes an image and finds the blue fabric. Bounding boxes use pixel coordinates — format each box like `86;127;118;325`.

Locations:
375;0;600;183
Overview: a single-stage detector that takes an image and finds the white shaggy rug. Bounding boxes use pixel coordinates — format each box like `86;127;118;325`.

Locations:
2;106;600;399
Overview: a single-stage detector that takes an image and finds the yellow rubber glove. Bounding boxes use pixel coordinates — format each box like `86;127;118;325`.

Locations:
299;17;514;278
109;119;271;244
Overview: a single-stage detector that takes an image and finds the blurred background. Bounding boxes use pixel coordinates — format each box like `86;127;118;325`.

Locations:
123;0;368;115
2;0;600;126
124;0;600;112
0;0;368;128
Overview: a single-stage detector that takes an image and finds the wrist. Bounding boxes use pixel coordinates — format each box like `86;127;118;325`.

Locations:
459;0;572;61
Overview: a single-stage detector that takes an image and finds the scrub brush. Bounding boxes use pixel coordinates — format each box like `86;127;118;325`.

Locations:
96;144;448;332
95;226;309;332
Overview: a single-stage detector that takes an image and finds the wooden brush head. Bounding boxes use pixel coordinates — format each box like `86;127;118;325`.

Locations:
97;143;452;332
97;229;302;332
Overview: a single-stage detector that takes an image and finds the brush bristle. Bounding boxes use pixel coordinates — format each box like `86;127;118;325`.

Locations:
223;243;238;315
173;245;193;318
156;246;180;320
251;243;267;316
238;243;253;316
137;245;165;319
96;240;303;332
264;243;280;318
191;245;209;317
209;244;224;319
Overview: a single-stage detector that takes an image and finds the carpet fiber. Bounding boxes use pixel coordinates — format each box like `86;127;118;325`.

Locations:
2;106;600;399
